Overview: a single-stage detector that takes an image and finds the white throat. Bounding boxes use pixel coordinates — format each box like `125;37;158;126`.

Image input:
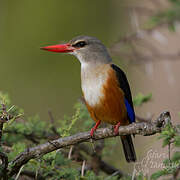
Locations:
70;50;110;107
80;63;109;107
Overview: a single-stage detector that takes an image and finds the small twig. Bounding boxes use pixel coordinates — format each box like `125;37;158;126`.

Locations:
0;121;4;143
7;105;15;113
68;146;73;159
35;159;41;180
48;110;59;136
48;110;55;124
15;165;24;180
81;160;86;177
105;171;121;180
131;167;136;180
168;143;171;161
0;104;8;143
90;140;96;153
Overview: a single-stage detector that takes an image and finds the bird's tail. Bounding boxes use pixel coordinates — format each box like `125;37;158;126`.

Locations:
121;135;136;162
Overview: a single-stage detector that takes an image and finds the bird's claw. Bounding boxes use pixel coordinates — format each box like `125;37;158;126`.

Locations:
114;122;121;135
90;127;95;137
90;120;101;138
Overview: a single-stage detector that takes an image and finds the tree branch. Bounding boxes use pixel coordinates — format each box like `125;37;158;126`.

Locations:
8;111;171;177
0;152;8;180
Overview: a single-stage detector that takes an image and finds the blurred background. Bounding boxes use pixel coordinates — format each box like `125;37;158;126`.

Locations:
0;0;126;120
0;0;180;176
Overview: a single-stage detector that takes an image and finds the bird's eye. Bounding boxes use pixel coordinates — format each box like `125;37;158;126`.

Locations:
73;41;87;48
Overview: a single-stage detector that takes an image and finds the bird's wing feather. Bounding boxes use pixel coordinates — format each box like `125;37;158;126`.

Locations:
111;64;135;123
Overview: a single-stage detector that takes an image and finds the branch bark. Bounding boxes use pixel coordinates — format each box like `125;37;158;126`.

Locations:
0;103;13;180
8;111;171;177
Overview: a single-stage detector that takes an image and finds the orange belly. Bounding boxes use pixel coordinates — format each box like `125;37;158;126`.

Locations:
84;67;128;125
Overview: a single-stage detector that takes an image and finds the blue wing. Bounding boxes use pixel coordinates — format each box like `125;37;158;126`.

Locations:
125;98;135;123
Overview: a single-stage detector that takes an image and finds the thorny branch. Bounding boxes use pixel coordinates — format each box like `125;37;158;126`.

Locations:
0;152;8;180
8;111;171;177
48;110;60;137
0;104;14;180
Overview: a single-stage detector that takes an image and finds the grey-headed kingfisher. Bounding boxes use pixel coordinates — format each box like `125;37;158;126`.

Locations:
41;36;136;162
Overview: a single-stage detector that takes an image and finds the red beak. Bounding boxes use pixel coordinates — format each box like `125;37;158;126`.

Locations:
40;43;75;53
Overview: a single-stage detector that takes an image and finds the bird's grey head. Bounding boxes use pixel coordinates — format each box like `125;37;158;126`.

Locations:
69;36;112;66
41;35;112;67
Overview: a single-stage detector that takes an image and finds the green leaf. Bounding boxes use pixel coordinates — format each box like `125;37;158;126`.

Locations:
174;135;180;147
172;151;180;161
8;142;26;161
162;137;171;147
133;93;152;106
151;169;168;180
54;151;67;166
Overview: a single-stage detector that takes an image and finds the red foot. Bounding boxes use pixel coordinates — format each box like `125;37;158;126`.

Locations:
90;120;101;137
114;122;121;135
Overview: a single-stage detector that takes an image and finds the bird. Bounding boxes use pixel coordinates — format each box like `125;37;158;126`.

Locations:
41;35;136;162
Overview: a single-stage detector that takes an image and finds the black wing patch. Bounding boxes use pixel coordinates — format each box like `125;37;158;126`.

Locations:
111;64;135;123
